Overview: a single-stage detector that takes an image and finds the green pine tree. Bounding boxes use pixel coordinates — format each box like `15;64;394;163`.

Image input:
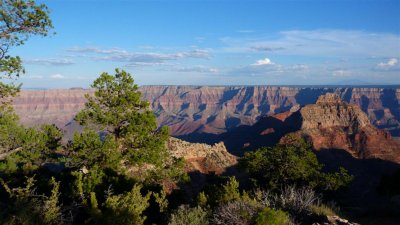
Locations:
75;69;169;168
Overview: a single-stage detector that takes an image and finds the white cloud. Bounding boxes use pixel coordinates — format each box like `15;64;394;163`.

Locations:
252;58;274;66
229;62;309;77
24;75;44;79
221;30;400;58
250;46;285;52
67;47;128;55
24;58;74;66
50;74;65;79
290;64;309;70
125;62;171;67
67;47;211;66
165;65;218;73
377;58;398;69
332;70;351;77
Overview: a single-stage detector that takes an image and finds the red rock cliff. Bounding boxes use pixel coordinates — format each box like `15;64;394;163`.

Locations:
12;86;400;138
284;93;400;163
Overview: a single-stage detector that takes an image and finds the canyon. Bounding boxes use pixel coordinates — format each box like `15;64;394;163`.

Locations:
211;93;400;162
12;86;400;141
10;86;400;216
215;92;400;214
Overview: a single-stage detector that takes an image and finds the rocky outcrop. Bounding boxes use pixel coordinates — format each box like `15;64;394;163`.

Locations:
289;93;400;163
301;93;370;130
217;93;400;162
216;93;400;215
312;216;360;225
12;86;400;138
168;137;237;174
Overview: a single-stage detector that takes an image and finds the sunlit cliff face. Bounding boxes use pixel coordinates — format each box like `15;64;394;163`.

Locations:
13;87;400;138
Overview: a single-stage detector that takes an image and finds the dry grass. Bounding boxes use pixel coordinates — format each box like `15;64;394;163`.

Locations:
310;203;338;216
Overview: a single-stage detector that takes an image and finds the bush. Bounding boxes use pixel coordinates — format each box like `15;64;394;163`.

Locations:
0;176;62;225
168;205;209;225
250;186;319;221
220;176;241;203
255;207;289;225
103;184;151;225
271;186;318;216
205;176;242;206
196;191;208;208
0;114;64;175
310;202;339;217
239;139;352;191
212;200;259;225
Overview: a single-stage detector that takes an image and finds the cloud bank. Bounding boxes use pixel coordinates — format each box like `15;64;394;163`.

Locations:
50;74;65;79
24;58;74;66
67;47;211;67
222;30;400;58
377;58;398;70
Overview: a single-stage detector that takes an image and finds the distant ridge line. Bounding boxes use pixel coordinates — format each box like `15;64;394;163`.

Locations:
22;84;400;90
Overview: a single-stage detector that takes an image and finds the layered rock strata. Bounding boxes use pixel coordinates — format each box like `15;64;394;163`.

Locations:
291;93;400;163
226;93;400;163
12;86;400;138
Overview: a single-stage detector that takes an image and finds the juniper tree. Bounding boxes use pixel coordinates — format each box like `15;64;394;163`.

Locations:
75;69;169;168
0;0;53;101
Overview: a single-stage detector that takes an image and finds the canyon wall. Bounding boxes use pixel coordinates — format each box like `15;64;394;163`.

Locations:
288;93;400;163
13;89;92;128
12;86;400;137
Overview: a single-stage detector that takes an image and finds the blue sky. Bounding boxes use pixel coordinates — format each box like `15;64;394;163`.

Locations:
10;0;400;88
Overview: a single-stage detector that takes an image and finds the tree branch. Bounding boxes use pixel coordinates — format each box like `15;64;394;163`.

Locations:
0;147;22;160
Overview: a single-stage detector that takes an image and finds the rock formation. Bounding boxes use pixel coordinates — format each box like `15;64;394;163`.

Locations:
312;215;360;225
300;93;370;130
289;93;400;163
217;93;400;214
141;86;400;138
12;86;400;139
168;137;237;174
218;92;400;162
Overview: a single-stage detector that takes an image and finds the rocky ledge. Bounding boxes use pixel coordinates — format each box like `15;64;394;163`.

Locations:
168;137;237;174
312;215;360;225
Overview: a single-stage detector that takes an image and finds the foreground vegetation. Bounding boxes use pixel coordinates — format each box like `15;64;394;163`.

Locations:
0;68;353;224
0;1;353;224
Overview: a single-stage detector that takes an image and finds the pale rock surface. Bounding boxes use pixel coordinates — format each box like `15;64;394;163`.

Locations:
167;137;237;174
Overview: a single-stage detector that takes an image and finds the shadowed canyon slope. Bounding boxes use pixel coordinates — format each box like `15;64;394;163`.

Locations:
285;93;400;163
13;86;400;139
216;92;400;213
218;93;400;162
